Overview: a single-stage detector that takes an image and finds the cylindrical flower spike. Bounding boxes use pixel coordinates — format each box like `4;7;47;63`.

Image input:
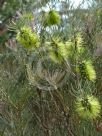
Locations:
16;26;39;49
44;10;60;26
78;60;96;81
75;95;101;119
48;39;68;63
75;33;84;54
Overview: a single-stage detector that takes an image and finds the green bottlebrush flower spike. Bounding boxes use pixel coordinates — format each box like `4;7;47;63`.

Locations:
78;60;96;81
65;40;74;57
75;33;84;54
64;33;84;58
45;10;60;26
49;39;68;63
16;26;39;49
75;95;101;119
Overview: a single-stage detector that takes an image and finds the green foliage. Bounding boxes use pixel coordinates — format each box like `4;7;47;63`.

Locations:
0;0;102;136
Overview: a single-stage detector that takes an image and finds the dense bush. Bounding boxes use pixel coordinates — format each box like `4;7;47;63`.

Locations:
0;0;102;135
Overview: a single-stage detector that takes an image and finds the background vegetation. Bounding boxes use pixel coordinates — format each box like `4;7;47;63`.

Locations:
0;0;102;136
